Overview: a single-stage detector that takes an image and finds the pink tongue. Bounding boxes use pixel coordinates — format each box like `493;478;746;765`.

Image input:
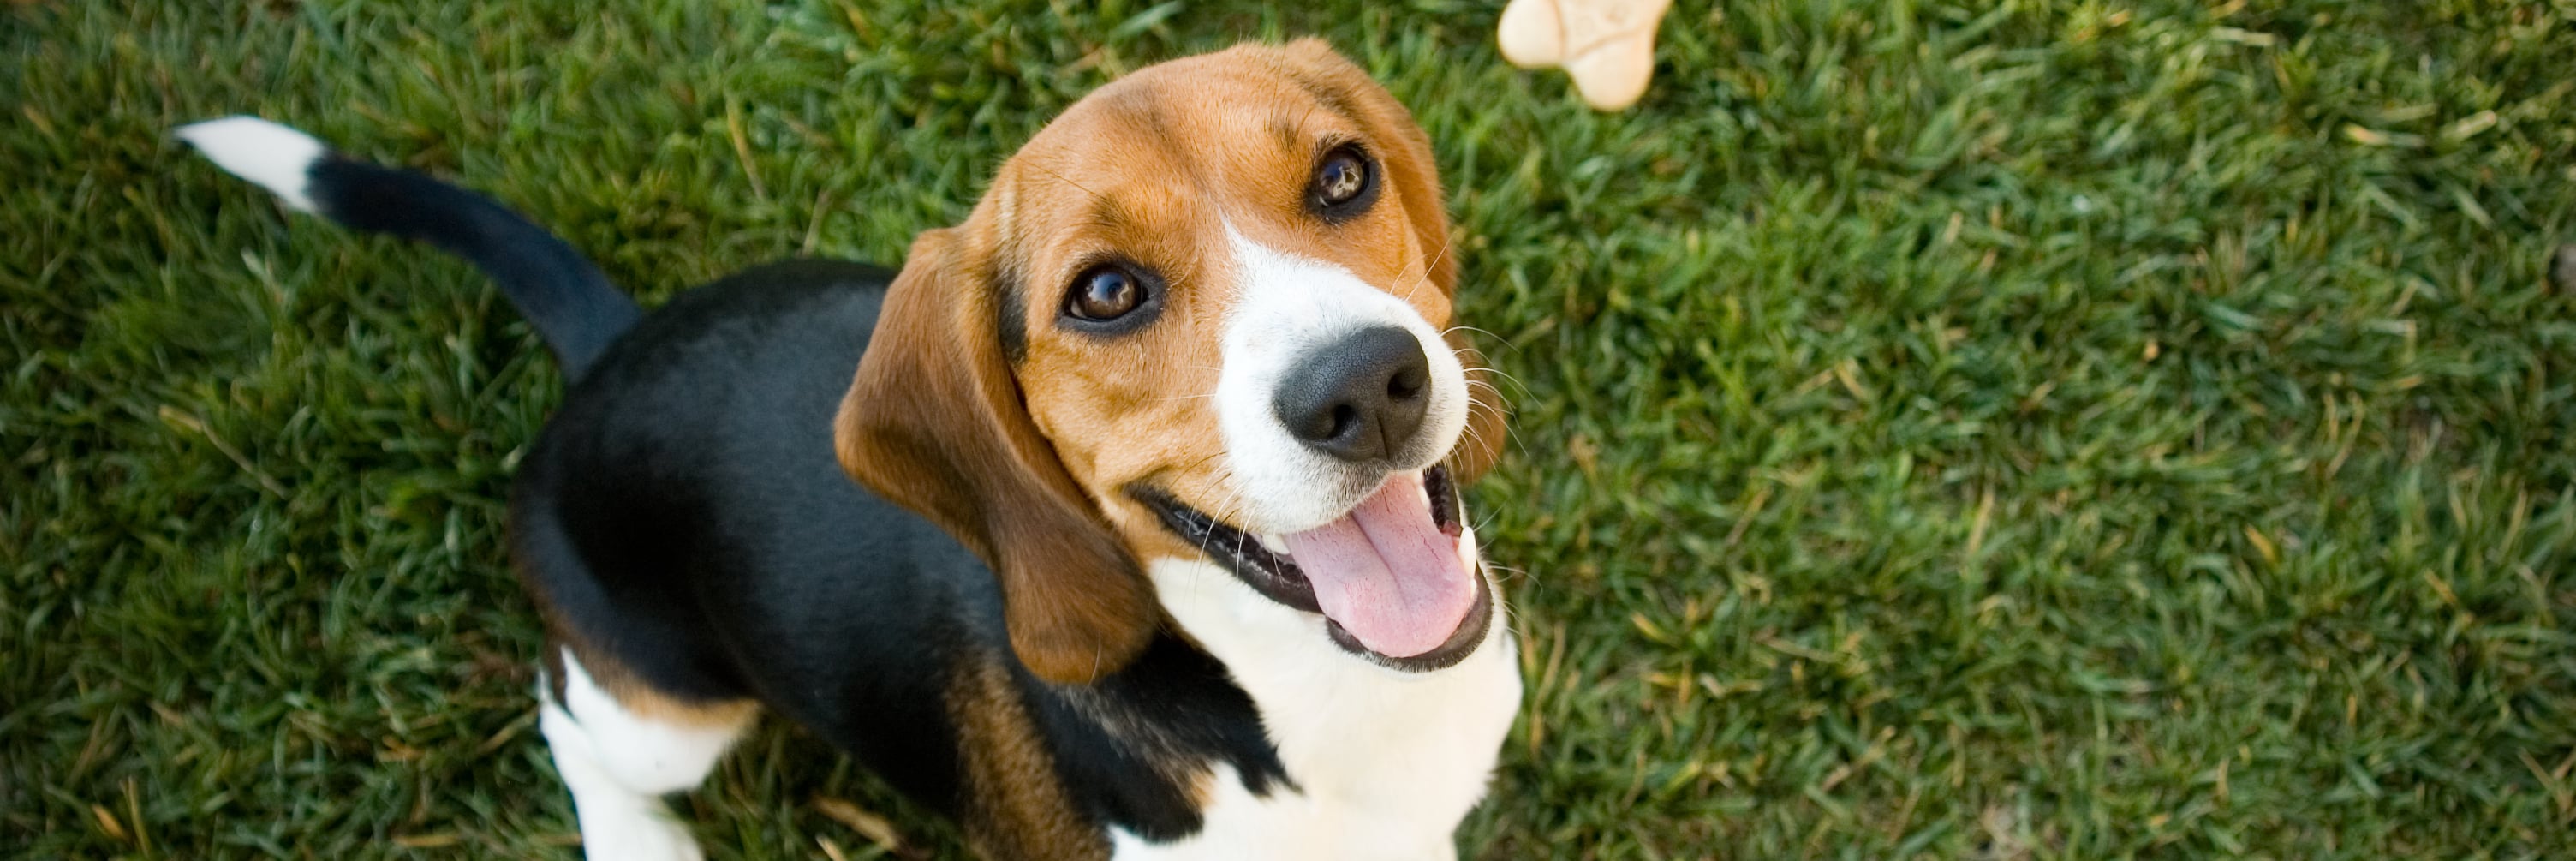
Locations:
1281;472;1476;657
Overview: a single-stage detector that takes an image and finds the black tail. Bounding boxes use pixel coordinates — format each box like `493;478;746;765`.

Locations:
179;117;641;379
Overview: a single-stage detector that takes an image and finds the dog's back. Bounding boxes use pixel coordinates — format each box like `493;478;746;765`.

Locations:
507;261;979;774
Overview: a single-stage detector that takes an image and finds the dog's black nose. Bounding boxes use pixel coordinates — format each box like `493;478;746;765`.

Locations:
1273;326;1431;463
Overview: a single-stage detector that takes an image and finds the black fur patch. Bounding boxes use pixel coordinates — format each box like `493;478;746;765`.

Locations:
1032;634;1292;840
992;254;1029;364
513;259;1293;843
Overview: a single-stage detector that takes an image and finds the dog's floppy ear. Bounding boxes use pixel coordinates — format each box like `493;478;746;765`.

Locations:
835;227;1156;685
1267;38;1458;296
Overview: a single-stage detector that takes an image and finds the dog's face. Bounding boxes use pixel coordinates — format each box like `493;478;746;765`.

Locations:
838;40;1503;684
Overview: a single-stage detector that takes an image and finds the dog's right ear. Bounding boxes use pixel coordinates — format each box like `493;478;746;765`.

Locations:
834;227;1158;685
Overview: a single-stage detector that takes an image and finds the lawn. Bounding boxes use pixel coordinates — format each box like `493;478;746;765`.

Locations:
6;0;2574;858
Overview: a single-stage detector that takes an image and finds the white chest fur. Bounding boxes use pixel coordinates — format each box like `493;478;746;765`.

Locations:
1112;545;1523;861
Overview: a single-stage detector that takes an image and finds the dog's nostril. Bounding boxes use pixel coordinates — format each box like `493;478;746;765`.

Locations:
1387;367;1424;401
1327;404;1359;439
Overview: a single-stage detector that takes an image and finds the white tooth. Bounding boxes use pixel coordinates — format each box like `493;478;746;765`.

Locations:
1257;533;1289;554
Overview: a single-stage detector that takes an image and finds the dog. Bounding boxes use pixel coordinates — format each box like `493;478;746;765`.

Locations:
181;39;1518;861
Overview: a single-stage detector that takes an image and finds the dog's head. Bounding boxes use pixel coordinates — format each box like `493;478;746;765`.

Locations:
835;40;1505;684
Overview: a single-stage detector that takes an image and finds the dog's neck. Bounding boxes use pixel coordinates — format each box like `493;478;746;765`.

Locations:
1124;541;1520;859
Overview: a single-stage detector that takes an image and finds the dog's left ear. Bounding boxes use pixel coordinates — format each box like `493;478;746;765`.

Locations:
835;226;1157;685
1266;39;1458;296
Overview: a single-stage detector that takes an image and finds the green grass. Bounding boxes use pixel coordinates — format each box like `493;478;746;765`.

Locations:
7;0;2574;858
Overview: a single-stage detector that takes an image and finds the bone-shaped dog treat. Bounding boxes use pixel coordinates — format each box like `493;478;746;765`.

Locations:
1498;0;1674;111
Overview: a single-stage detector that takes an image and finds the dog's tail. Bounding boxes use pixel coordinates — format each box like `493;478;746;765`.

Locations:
177;117;641;379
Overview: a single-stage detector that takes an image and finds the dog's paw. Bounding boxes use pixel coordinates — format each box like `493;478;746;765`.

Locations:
1497;0;1673;111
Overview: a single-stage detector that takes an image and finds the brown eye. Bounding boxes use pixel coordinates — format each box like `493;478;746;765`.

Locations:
1309;144;1377;218
1066;265;1143;321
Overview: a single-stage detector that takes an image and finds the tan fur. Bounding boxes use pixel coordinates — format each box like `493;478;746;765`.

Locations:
516;533;764;730
835;40;1505;683
540;625;760;731
595;667;760;730
835;226;1160;685
948;651;1112;861
1446;329;1511;484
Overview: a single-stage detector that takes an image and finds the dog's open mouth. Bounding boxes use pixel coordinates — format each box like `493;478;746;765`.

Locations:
1136;464;1491;671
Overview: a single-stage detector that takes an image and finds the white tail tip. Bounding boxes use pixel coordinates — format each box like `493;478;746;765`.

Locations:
176;117;327;213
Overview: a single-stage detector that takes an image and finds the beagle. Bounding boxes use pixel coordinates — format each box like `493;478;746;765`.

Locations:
180;40;1518;861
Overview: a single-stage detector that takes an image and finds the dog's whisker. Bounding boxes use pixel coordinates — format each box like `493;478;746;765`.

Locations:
1454;424;1499;464
1438;326;1518;353
1395;235;1457;304
1461;365;1531;392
